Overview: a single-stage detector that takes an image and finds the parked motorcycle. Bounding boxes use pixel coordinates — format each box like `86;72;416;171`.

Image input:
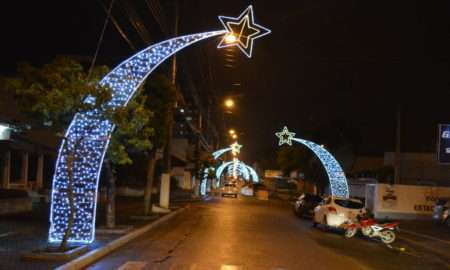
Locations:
343;216;399;244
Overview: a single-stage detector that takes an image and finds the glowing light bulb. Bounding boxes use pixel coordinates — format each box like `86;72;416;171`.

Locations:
224;33;237;44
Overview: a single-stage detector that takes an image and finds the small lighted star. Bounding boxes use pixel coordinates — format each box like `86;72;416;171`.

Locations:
276;126;296;146
218;5;271;58
230;142;243;155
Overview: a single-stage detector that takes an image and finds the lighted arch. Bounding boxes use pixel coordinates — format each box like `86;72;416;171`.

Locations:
49;5;270;244
215;159;259;184
276;127;349;198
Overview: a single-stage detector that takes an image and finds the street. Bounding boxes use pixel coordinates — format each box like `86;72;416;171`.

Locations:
88;197;449;270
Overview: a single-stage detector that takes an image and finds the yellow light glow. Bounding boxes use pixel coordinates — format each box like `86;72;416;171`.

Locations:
232;134;238;139
224;98;235;108
229;129;236;135
224;33;237;44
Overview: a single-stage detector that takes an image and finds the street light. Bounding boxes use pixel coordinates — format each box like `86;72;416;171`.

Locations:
232;134;238;139
224;33;237;44
224;98;235;109
229;129;236;135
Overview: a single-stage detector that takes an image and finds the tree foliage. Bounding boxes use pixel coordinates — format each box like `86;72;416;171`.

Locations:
144;73;176;150
4;56;111;130
107;94;154;166
276;146;310;176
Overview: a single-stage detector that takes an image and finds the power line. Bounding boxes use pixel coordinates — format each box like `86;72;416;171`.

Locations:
97;0;136;51
88;0;116;79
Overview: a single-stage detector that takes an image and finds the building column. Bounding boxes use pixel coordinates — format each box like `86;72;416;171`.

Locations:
21;152;29;189
183;171;191;190
36;154;44;189
2;151;11;189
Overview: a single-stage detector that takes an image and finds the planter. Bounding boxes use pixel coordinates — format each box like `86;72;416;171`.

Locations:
21;245;89;261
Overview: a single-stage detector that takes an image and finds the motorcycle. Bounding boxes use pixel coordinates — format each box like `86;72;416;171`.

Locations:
343;216;399;244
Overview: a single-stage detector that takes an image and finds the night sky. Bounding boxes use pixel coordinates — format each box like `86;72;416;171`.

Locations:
1;0;449;164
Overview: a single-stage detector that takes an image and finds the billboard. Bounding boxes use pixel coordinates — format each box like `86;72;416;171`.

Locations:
438;124;450;164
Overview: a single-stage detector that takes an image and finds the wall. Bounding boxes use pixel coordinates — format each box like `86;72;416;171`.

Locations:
384;152;450;186
366;183;450;219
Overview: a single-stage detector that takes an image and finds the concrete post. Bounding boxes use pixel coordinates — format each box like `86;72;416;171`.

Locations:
21;152;29;189
36;154;44;189
159;173;171;209
2;151;11;189
193;177;200;197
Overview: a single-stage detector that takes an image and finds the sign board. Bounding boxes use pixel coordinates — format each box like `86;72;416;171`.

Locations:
438;124;450;164
366;184;450;219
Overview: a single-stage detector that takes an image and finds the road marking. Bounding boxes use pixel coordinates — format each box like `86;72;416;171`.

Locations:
401;229;450;245
117;261;147;270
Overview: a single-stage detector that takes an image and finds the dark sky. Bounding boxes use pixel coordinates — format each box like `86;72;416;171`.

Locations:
1;0;450;164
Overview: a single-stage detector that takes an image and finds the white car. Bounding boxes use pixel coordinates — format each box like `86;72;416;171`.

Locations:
313;196;365;228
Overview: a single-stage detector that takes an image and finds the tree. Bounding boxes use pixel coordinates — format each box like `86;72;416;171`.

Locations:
141;74;175;216
103;94;153;228
3;57;111;251
276;146;310;176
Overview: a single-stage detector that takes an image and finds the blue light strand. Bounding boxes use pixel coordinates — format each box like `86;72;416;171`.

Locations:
48;30;226;244
212;147;232;160
292;138;349;198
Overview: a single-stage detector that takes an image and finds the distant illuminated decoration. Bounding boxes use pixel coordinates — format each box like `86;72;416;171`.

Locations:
231;142;242;156
0;124;11;140
212;141;242;160
216;159;259;184
275;126;349;198
49;6;271;244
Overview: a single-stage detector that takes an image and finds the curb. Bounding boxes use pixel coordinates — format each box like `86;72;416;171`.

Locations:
55;206;188;270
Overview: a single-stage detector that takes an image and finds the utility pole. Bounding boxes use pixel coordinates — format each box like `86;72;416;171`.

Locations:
160;0;179;209
394;105;402;184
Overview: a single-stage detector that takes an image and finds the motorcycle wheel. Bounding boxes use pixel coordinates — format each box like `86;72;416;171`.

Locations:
380;230;396;244
344;227;357;238
361;227;372;236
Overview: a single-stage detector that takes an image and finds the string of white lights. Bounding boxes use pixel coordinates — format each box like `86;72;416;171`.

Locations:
49;5;271;244
49;31;226;244
292;138;349;198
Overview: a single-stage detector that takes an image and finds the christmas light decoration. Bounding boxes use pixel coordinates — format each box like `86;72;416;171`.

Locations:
218;5;271;58
215;159;258;184
275;127;349;198
230;142;242;156
275;126;296;146
212;147;232;160
212;141;242;160
49;5;270;244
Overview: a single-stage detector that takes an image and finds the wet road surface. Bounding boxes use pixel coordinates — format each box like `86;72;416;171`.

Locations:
87;197;449;270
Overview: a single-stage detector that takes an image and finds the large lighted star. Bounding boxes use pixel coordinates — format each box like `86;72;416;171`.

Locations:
276;126;296;146
218;5;271;58
230;142;243;155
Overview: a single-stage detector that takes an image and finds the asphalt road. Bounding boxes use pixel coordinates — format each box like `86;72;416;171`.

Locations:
87;197;450;270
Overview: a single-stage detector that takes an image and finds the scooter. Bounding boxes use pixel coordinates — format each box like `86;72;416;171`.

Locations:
343;216;399;244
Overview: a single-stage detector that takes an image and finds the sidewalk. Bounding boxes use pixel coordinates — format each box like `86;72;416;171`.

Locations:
0;190;197;270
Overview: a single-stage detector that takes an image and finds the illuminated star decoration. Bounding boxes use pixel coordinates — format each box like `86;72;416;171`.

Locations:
275;126;296;146
218;5;271;58
230;142;243;155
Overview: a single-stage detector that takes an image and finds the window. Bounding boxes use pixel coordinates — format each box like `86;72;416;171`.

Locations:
334;199;363;209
